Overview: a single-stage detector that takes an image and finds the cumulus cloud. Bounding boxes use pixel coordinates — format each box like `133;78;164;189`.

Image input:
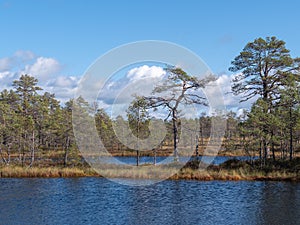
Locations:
0;51;77;103
14;50;35;61
22;57;62;82
99;65;166;104
0;50;38;90
0;50;258;112
127;65;166;81
47;76;78;88
92;65;167;117
0;50;36;72
0;71;18;90
44;76;79;102
214;74;239;106
0;57;13;71
211;73;256;114
97;66;254;118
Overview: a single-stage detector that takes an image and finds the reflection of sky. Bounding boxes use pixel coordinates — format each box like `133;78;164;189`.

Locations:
94;156;258;166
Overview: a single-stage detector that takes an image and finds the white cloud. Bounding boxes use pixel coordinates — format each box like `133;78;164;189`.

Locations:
0;50;35;72
0;71;18;90
0;51;259;113
0;51;78;103
215;74;238;106
22;57;62;82
14;50;35;61
49;76;78;88
0;57;13;71
127;65;166;81
0;71;15;80
44;76;79;102
97;66;252;118
236;108;249;118
91;65;167;117
98;65;166;105
210;73;256;113
0;51;51;91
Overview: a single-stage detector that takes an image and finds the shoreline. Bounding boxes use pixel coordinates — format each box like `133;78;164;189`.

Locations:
1;164;299;182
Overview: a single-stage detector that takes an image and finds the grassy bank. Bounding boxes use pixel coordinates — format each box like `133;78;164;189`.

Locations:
0;166;97;178
174;167;299;181
1;158;299;181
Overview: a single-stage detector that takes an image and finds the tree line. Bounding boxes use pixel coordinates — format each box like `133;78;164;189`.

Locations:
230;36;300;164
0;36;299;167
0;75;75;166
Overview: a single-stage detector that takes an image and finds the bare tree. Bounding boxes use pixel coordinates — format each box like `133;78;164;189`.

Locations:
142;67;215;161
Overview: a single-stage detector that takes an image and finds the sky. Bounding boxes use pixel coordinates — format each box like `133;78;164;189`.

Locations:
1;0;300;114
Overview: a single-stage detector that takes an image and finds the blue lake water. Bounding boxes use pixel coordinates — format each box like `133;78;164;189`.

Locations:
93;155;256;165
0;178;299;225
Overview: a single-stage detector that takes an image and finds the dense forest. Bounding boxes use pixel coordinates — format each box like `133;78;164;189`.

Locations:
0;36;299;168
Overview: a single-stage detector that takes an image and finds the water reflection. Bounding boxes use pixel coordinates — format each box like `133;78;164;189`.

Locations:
89;155;256;166
257;182;300;225
0;178;299;225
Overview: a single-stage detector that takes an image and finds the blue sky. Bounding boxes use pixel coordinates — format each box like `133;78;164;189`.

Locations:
1;0;300;111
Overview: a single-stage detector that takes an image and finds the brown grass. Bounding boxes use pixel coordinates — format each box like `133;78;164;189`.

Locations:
1;163;298;182
0;166;97;178
156;165;297;181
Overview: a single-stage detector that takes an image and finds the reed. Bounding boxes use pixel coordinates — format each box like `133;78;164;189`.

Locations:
0;159;299;181
0;166;96;178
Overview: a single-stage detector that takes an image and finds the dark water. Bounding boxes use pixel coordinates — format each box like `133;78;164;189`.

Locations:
0;178;299;225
